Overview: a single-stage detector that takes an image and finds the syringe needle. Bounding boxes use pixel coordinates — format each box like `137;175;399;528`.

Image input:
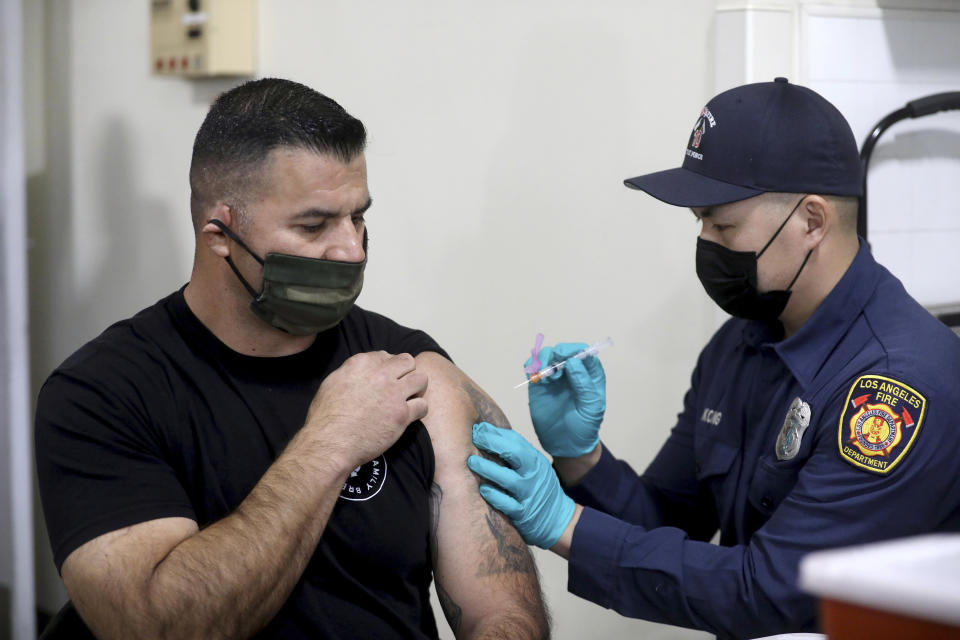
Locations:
514;337;613;390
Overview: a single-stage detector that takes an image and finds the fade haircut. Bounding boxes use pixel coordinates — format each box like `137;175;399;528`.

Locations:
828;195;859;233
766;192;859;234
189;77;366;231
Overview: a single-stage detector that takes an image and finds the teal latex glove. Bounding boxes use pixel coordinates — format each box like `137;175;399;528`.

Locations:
526;342;606;457
467;422;576;549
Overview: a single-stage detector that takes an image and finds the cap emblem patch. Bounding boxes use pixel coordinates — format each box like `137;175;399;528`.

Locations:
687;107;716;160
837;375;926;474
691;119;706;149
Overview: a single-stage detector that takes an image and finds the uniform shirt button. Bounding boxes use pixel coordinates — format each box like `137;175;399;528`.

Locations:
761;497;773;510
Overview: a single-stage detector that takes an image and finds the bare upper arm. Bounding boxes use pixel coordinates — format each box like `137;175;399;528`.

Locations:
414;352;547;639
61;517;198;639
414;351;515;467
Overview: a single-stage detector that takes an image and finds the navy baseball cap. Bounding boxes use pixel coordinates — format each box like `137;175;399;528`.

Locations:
624;78;863;207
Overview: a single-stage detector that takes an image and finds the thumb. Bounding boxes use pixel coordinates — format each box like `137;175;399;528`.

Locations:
581;353;605;383
472;422;513;461
563;357;598;400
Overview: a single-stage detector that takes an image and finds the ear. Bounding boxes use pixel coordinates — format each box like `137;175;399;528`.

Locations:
800;195;829;251
201;203;234;258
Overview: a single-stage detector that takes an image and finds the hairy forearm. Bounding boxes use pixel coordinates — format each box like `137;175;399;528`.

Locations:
141;433;350;639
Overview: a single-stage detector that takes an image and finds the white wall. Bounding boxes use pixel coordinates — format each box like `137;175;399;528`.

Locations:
801;4;960;308
26;1;726;638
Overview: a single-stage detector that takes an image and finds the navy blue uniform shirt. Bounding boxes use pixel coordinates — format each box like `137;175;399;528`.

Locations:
565;240;960;639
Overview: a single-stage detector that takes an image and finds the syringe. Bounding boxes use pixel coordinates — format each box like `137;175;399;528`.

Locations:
514;337;613;389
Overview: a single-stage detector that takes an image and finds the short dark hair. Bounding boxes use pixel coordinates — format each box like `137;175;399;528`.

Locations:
189;78;366;230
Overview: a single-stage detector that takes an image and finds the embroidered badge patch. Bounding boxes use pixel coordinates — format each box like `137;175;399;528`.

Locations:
837;375;926;474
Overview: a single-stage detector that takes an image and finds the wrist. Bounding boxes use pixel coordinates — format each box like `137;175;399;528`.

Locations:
540;493;577;550
545;433;599;459
286;423;357;481
549;504;583;559
552;442;602;487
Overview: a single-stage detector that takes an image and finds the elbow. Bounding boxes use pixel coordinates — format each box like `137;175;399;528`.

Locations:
464;615;550;640
461;600;551;640
131;585;244;640
80;607;228;640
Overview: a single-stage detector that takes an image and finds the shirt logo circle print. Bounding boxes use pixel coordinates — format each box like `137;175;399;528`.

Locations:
339;455;387;501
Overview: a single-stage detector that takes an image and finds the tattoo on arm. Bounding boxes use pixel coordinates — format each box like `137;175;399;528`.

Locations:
429;482;462;633
478;504;537;577
429;483;441;570
462;381;537;577
464;382;512;430
464;380;514;466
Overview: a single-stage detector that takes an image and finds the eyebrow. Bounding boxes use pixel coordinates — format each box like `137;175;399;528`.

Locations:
690;206;713;220
290;197;373;222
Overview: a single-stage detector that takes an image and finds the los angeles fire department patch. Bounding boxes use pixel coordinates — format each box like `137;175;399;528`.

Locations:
837;375;927;474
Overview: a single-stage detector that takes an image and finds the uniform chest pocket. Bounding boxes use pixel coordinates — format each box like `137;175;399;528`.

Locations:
748;456;804;516
694;426;739;480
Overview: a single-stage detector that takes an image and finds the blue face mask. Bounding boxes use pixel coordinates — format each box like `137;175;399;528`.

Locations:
695;196;812;323
208;219;367;335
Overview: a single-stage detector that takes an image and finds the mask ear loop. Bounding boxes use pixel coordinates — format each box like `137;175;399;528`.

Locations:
757;195;807;259
206;218;264;266
785;249;814;291
206;218;263;299
756;196;813;292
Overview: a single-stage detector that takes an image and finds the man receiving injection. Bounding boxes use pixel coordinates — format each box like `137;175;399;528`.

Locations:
467;78;960;639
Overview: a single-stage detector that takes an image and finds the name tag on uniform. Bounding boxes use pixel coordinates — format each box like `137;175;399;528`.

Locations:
776;397;811;460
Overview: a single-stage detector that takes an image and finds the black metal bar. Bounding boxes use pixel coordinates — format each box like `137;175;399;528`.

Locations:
858;107;909;239
857;92;960;240
905;91;960;118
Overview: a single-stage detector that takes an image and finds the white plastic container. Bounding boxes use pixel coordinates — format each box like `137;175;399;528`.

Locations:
799;534;960;639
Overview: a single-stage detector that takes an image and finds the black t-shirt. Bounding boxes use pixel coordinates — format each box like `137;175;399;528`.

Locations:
35;289;450;639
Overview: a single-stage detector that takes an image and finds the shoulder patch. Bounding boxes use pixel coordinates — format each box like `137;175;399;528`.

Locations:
837;375;926;474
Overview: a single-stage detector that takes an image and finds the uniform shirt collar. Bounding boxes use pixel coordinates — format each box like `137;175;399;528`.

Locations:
772;238;881;390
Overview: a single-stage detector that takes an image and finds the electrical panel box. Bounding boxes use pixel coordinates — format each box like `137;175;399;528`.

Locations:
150;0;255;77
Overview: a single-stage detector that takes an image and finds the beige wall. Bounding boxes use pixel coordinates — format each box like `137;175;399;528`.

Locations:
26;2;724;638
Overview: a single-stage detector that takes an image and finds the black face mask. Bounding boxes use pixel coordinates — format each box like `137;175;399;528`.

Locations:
695;196;812;323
